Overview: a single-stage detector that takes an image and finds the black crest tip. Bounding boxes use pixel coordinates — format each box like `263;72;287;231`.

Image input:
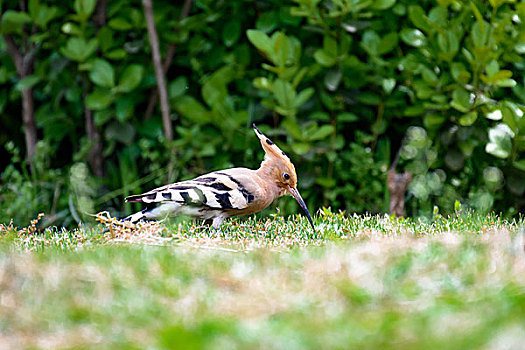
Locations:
253;123;262;135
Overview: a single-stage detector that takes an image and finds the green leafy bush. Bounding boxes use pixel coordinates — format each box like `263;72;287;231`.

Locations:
1;0;524;226
248;0;525;216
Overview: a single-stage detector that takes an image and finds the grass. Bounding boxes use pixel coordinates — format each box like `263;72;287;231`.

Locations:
1;209;524;349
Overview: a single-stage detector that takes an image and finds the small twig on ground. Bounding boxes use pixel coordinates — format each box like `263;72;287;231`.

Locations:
95;211;162;240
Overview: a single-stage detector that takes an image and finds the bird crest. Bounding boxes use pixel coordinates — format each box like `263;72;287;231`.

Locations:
252;123;297;188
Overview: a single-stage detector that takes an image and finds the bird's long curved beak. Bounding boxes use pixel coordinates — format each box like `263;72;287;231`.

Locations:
288;187;315;232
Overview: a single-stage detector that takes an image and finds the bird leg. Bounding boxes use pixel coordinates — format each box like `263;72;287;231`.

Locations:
212;216;225;230
201;217;225;235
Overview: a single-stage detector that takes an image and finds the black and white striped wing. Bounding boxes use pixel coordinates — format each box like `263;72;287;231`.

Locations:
125;171;256;211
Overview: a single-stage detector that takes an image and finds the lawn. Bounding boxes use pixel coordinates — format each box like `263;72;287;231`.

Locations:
1;210;524;349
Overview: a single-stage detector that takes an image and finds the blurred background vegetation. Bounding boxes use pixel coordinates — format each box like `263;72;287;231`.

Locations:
1;0;525;227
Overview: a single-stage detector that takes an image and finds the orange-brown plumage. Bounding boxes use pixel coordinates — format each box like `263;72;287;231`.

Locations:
123;124;315;230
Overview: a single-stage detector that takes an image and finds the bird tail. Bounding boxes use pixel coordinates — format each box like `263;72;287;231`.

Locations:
123;208;152;223
124;194;145;203
99;209;153;234
97;207;158;234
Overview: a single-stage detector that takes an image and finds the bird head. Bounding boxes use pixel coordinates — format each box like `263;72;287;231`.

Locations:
253;123;315;231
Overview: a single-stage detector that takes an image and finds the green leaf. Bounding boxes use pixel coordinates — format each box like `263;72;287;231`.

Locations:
421;67;438;85
105;122;135;145
502;101;522;133
295;87;314;107
98;26;114;52
315;177;336;188
89;59;115;88
272;79;296;111
169;76;188;99
404;105;425;117
255;11;279;33
459;139;476;157
282;119;303;140
371;119;388;134
486;60;499;77
61;22;82;36
471;20;490;48
372;0;396;10
470;2;484;29
428;6;446;26
222;21;241;47
1;11;32;34
314;49;335;67
253;77;272;91
408;6;431;32
503;101;523;120
458;111;477;126
495;79;516;88
291;142;310;155
358;92;381;105
246;30;273;56
108;17;133;31
437;31;459;55
450;88;471;113
485;143;509;159
483;70;513;84
116;64;143;93
29;0;39;19
445;150;465;171
517;135;525;151
337;112;359;123
513;159;525;172
93;110;113;127
273;31;291;67
323;35;338;57
486;109;503;120
105;49;127;60
424;113;446;129
454;200;462;212
414;81;433;99
0;67;10;84
382;78;396;94
485;124;514;159
29;0;58;29
378;32;398;55
74;0;96;18
310;112;330;122
201;66;235;108
451;62;471;84
60;37;97;62
308;124;335;141
115;96;135;122
127;8;143;27
324;69;342;91
515;42;525;54
173;95;212;123
361;30;381;56
15;75;40;91
462;48;474;63
86;90;114;110
400;28;426;47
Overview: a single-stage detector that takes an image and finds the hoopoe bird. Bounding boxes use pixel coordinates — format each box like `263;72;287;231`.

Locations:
123;124;315;231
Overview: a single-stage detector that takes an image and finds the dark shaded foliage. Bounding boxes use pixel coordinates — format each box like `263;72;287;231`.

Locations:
1;0;524;226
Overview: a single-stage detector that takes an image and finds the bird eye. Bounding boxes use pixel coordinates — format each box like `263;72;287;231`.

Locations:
283;173;290;180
